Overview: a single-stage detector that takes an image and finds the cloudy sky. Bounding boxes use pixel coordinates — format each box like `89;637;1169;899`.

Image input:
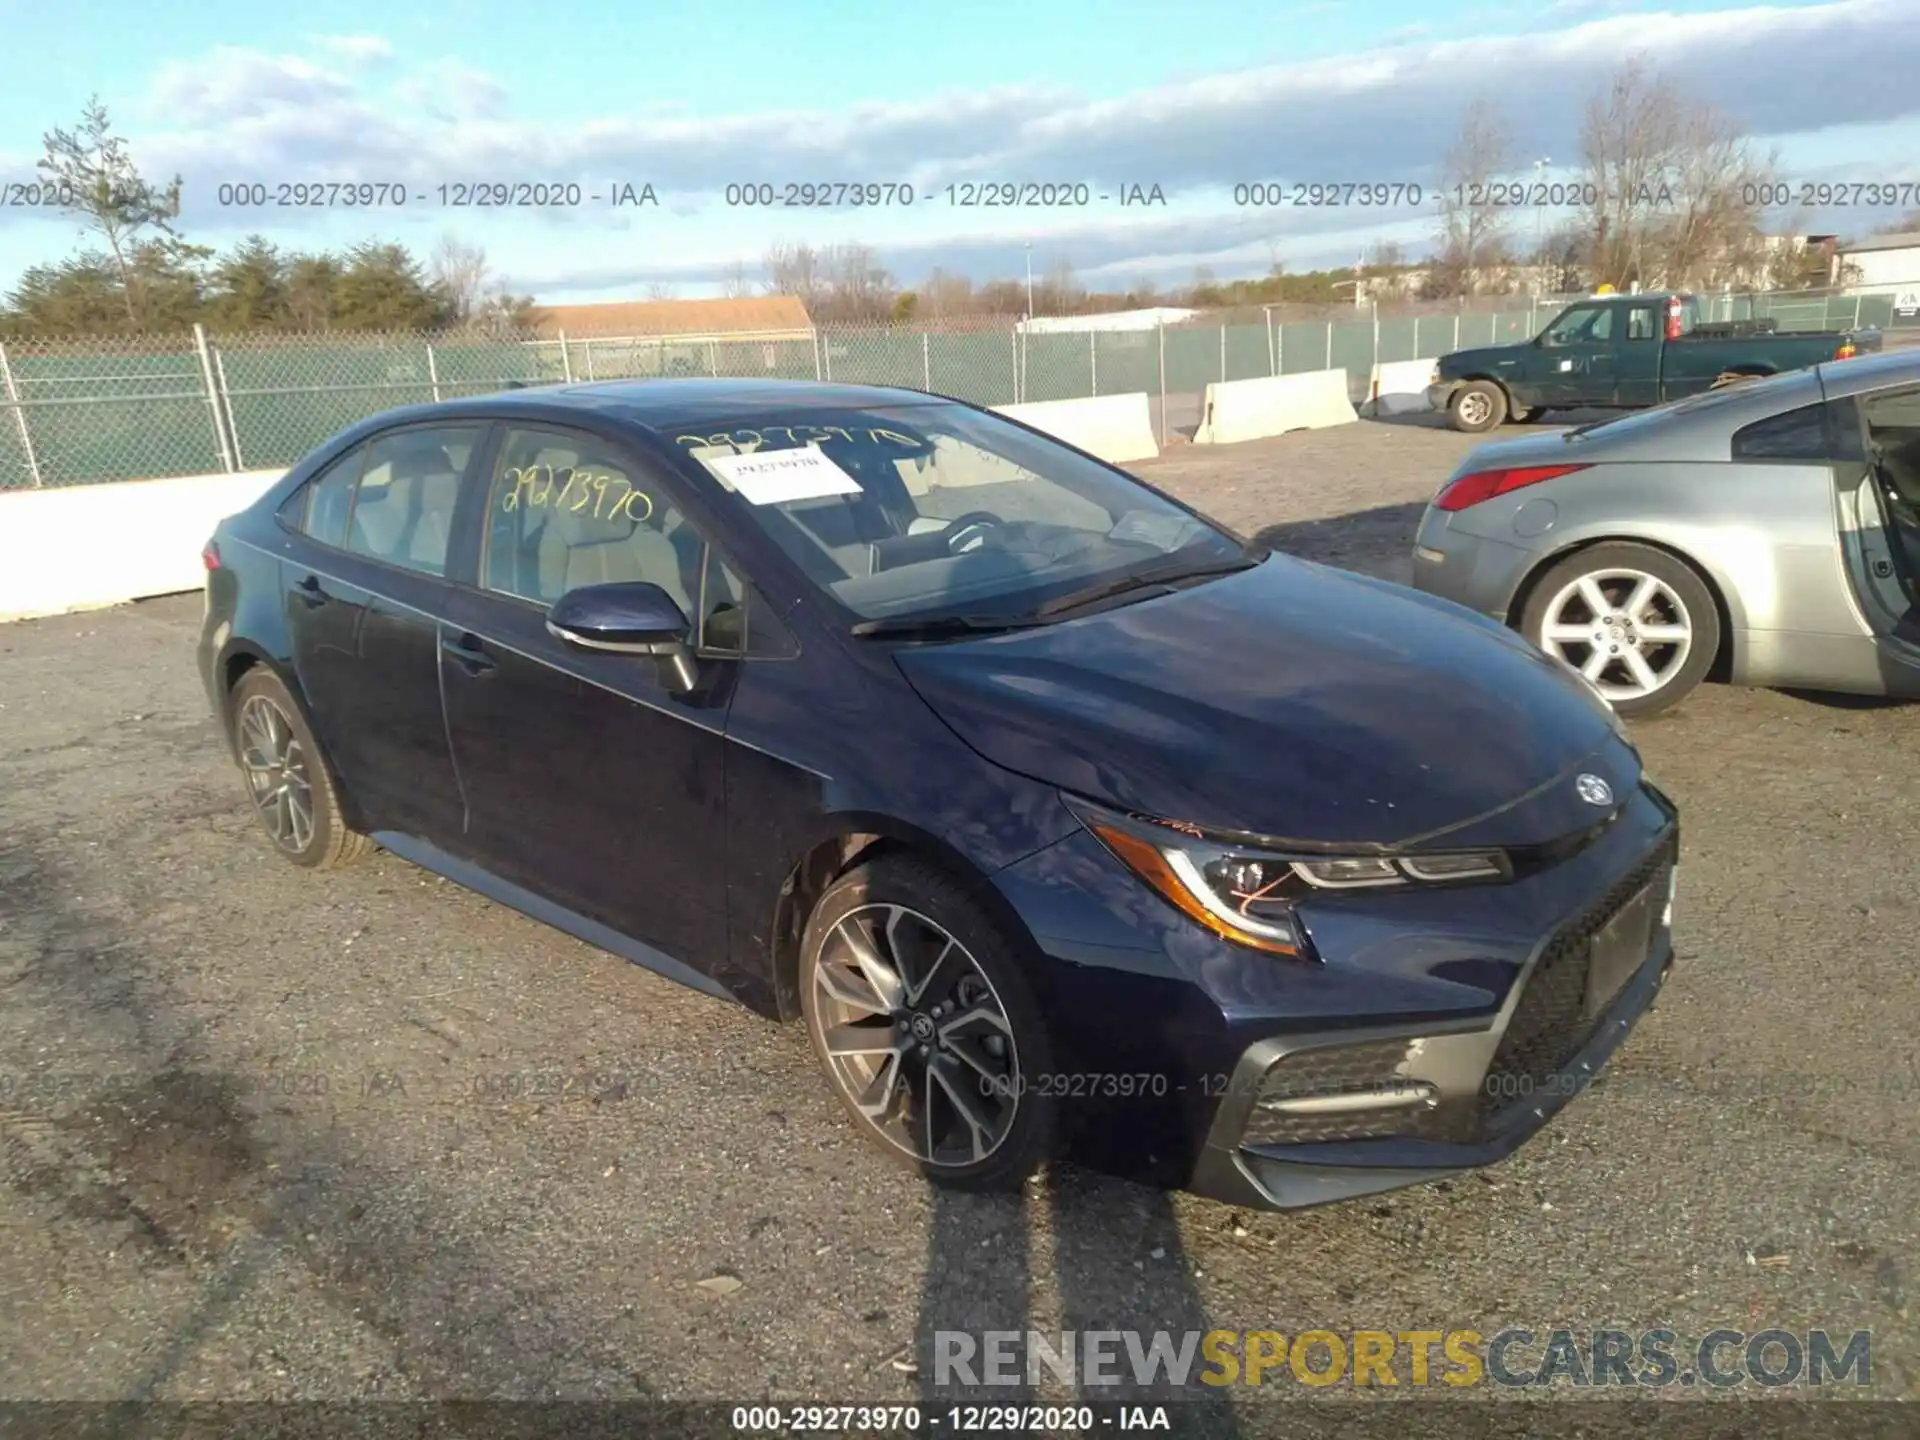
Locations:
0;0;1916;302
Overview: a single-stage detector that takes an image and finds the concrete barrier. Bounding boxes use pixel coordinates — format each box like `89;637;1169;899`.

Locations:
1370;358;1439;415
0;469;284;623
1192;371;1357;445
993;393;1159;464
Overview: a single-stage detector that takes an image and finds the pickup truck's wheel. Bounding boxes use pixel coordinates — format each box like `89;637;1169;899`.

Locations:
1711;369;1768;389
1521;543;1719;718
1449;381;1507;433
800;853;1057;1192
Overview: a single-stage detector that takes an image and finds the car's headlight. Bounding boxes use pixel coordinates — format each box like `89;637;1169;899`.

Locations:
1067;802;1510;961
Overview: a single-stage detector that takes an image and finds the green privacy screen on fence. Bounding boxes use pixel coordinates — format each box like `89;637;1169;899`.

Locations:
6;293;1917;488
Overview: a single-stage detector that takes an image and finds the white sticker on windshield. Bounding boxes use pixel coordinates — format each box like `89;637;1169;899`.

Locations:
704;446;863;505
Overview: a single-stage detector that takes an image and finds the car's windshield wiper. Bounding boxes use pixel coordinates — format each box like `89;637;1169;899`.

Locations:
849;612;1047;640
1031;551;1265;619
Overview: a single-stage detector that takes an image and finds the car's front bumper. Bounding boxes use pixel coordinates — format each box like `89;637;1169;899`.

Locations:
992;769;1678;1209
1187;887;1674;1210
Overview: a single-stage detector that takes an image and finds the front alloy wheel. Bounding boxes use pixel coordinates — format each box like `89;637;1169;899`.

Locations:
800;855;1056;1190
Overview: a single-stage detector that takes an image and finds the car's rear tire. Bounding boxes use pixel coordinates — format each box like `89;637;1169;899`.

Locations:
229;668;370;868
799;853;1056;1192
1520;542;1720;718
1449;381;1507;433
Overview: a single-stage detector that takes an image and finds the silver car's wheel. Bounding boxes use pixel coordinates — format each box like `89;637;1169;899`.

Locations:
1539;568;1693;702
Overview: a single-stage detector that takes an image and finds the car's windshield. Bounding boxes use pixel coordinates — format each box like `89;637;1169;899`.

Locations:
661;401;1248;622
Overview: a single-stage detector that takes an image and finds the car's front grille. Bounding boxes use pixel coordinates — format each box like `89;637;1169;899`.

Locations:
1479;839;1675;1129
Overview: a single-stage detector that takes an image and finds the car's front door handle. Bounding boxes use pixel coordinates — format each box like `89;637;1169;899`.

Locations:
293;574;328;609
441;633;497;676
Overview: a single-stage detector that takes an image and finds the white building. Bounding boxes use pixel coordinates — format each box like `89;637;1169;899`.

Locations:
1016;308;1200;334
1838;231;1920;289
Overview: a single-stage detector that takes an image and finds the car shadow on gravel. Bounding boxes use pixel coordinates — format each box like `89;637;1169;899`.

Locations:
912;1172;1243;1436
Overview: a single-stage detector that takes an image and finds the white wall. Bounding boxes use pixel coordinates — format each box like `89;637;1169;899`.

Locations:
0;470;284;623
1847;247;1920;289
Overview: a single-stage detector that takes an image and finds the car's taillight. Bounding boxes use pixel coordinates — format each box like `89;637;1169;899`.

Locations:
1835;341;1857;360
202;541;221;571
1434;463;1591;512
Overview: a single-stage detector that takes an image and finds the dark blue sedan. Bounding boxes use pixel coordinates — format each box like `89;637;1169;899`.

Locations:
197;378;1679;1210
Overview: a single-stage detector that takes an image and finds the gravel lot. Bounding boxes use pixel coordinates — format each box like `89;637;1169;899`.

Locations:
1;413;1917;1434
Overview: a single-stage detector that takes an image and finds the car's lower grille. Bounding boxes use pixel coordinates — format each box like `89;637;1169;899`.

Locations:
1241;1039;1444;1146
1479;839;1675;1129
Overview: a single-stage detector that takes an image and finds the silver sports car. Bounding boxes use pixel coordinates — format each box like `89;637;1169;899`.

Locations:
1410;346;1920;715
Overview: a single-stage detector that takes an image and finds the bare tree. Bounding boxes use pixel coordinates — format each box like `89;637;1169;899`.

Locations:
427;234;491;323
1429;99;1515;297
643;282;676;301
762;242;827;310
819;243;895;322
1576;56;1775;291
920;266;974;320
718;260;753;299
37;96;189;329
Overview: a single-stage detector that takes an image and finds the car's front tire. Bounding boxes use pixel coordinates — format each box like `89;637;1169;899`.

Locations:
229;668;370;868
1449;380;1507;433
1520;542;1720;717
799;853;1057;1192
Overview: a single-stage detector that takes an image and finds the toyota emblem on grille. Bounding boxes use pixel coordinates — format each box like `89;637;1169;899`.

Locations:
1575;773;1614;807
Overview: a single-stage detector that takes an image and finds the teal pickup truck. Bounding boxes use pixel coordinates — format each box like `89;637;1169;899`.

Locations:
1426;290;1883;432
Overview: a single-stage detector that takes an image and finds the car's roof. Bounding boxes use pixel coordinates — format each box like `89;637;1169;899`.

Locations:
1815;345;1920;398
355;378;954;438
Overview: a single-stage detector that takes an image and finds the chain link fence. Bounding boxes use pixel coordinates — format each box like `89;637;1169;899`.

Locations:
5;286;1918;489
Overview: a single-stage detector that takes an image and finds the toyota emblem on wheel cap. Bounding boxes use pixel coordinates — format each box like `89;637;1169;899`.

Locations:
1575;773;1614;807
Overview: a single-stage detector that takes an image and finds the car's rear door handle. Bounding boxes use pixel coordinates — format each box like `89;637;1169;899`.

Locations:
293;574;328;608
442;633;497;675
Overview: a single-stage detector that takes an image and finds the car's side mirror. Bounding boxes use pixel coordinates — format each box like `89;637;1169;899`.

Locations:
547;581;698;690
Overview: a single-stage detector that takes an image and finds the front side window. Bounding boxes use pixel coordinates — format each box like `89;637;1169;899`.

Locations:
662;402;1246;622
1545;305;1612;345
341;426;479;576
481;426;780;655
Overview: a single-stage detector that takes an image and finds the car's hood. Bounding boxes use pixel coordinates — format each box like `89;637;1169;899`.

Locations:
894;556;1632;848
1438;345;1525;378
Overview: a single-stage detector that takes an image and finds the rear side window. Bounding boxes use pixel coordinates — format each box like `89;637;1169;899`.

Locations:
342;425;481;576
1732;404;1830;461
288;448;364;547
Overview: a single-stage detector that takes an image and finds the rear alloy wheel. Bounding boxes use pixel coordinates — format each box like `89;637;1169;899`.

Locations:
1449;381;1507;433
800;855;1055;1191
229;669;369;868
1521;543;1720;717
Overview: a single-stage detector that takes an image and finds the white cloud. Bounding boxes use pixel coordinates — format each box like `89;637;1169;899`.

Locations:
8;0;1917;292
